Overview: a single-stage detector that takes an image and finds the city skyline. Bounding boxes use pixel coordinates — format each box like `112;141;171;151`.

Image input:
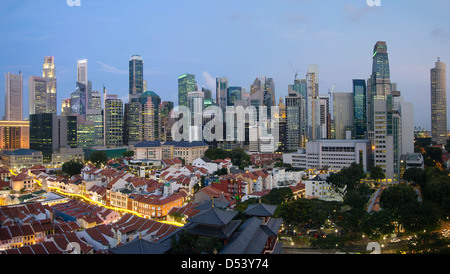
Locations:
0;0;449;130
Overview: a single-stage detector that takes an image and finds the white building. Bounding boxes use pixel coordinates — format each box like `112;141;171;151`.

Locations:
192;157;218;174
303;173;344;202
283;139;369;172
394;96;414;155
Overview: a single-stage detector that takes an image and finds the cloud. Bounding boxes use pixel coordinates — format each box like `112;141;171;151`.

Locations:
96;61;127;74
431;28;450;41
202;71;216;91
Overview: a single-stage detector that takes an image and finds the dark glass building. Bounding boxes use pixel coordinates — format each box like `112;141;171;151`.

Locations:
129;55;144;100
30;113;77;163
353;79;367;139
178;74;197;108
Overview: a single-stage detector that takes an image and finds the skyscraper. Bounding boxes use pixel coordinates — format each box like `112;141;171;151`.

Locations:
29;76;48;115
333;92;354;140
307;65;320;141
178;74;197;108
5;72;23;121
140;91;161;141
124;55;145;145
368;41;400;182
29;113;77;163
353;79;367;139
104;94;124;148
216;77;228;111
129;55;144;101
286;79;306;150
71;59;90;117
43;56;57;114
227;86;243;106
431;58;447;145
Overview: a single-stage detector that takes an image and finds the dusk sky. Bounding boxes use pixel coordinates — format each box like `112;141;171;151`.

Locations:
1;0;449;130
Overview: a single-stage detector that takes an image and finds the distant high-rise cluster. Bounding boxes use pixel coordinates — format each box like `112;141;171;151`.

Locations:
0;41;444;180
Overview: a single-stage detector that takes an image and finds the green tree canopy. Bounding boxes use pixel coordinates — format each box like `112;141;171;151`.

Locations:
402;167;426;187
370;165;385;182
62;160;84;177
89;150;108;168
326;162;366;196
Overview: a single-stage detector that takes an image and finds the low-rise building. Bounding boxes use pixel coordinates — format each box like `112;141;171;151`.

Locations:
283;139;370;172
1;149;43;171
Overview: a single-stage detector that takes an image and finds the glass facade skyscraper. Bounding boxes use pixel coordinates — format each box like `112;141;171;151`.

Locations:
178;73;197;108
353;79;367;139
129;55;144;100
368;41;400;182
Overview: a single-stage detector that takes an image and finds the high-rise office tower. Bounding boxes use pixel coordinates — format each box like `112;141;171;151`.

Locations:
43;56;57;114
61;99;72;116
394;96;414;154
353;79;367;139
140;91;161;141
178;73;197;108
124;55;145;145
104;94;124;148
286;79;306;150
5;72;23;121
431;58;447;145
333;92;354;140
216;77;228;111
29;57;57;115
368;41;400;182
29;113;77;163
307;65;320;141
129;55;144;101
319;95;331;139
0;120;29;150
249;76;276;152
277;97;286;152
188;91;204;142
227;86;243;106
29;76;48;115
71;59;90;117
160;101;174;141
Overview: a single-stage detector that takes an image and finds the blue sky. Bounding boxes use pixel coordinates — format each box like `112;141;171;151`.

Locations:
1;0;449;130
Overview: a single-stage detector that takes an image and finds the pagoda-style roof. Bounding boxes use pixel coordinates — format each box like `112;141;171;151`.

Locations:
183;220;242;239
194;199;229;211
186;207;237;227
244;203;276;217
108;237;171;254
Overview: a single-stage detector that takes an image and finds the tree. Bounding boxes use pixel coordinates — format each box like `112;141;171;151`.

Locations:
122;151;134;158
62;160;84;177
326;162;366;196
310;234;344;254
89;151;108;168
169;230;223;254
360;210;395;239
398;201;440;233
379;184;418;213
370;166;385;182
402;167;426;187
262;187;293;205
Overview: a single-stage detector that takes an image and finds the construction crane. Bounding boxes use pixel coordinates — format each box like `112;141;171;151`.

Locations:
289;61;299;81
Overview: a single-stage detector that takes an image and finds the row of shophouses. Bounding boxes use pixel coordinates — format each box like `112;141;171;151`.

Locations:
28;156;306;220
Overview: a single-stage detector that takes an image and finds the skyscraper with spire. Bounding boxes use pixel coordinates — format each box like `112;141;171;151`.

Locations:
367;41;401;182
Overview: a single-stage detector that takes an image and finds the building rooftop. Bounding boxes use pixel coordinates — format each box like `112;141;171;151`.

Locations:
3;149;41;156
